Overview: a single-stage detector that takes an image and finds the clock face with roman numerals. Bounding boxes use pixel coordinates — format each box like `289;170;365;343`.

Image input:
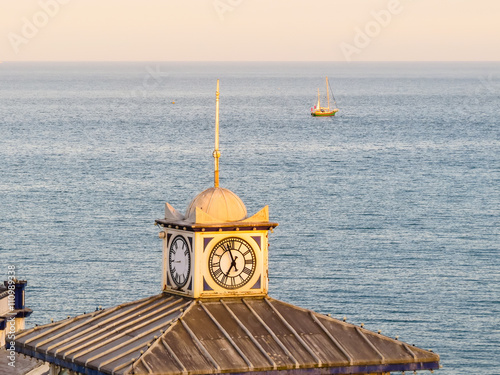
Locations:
209;237;256;289
169;236;191;288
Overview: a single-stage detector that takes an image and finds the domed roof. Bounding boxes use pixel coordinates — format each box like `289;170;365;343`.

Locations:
185;187;247;222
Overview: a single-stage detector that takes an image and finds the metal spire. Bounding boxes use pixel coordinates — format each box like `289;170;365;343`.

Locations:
213;79;220;188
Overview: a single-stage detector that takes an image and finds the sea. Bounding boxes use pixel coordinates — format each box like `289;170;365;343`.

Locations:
0;62;499;374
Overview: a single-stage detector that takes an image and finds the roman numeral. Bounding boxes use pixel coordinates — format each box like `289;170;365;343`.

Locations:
242;267;252;275
245;259;253;265
213;268;223;279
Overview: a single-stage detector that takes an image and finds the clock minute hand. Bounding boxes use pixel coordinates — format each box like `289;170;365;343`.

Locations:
225;244;235;262
225;244;239;273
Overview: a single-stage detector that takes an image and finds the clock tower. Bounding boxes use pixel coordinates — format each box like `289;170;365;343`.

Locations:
155;80;278;298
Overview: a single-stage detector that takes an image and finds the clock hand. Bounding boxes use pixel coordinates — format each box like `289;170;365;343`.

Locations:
225;244;236;267
227;259;235;273
230;256;238;272
225;243;235;260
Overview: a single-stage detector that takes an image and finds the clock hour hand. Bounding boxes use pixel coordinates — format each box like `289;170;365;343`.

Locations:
229;256;238;273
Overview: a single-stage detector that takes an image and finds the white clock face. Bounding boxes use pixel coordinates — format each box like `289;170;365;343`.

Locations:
209;237;256;289
168;236;191;288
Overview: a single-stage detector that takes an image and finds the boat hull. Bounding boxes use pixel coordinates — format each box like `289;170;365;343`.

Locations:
311;110;338;117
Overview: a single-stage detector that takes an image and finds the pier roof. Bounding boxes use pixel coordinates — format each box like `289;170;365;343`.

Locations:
15;293;439;375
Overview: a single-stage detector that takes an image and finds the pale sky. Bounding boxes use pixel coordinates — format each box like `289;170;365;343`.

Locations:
1;0;499;61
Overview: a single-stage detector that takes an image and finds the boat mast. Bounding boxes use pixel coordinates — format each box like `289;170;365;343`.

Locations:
214;79;220;188
317;88;321;109
326;76;330;110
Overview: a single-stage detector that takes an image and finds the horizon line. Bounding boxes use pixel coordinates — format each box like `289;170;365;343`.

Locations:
1;60;499;63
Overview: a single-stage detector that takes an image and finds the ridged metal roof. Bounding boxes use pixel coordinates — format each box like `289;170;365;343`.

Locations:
15;293;439;375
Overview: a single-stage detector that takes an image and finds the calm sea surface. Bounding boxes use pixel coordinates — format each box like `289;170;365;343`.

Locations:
0;62;499;374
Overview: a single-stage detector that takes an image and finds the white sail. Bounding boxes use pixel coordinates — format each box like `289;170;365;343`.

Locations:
326;77;330;110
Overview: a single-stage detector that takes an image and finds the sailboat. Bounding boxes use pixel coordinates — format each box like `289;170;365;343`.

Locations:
311;76;339;117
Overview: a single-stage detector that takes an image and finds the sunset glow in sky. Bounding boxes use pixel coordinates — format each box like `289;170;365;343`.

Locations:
1;0;499;61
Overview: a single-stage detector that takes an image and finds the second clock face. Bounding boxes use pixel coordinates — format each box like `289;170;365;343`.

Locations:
169;236;191;288
209;237;256;289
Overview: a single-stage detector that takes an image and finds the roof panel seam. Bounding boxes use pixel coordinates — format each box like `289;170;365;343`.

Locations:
199;301;254;369
53;297;171;356
23;315;83;345
180;315;221;371
160;338;188;374
402;343;418;361
86;316;178;367
309;313;353;366
111;355;136;375
220;299;277;370
45;295;167;353
355;327;386;364
97;341;150;372
117;301;193;375
242;299;300;369
140;357;154;374
61;298;184;360
74;300;190;364
265;299;322;366
219;188;230;220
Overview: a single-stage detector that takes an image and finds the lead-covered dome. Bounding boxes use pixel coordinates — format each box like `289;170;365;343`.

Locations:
185;187;247;222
